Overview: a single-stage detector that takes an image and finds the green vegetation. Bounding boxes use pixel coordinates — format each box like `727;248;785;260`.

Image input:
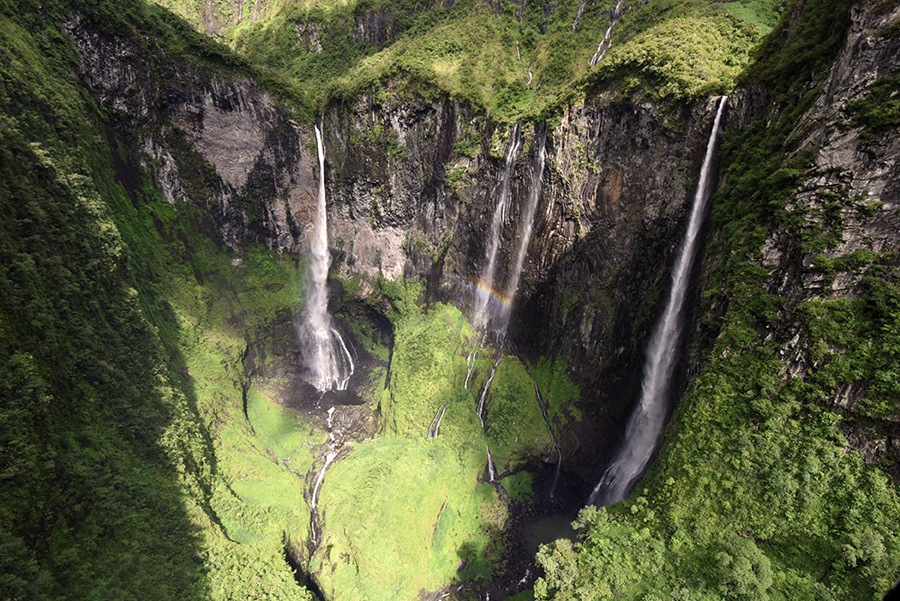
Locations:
847;71;900;137
534;1;900;599
532;356;582;428
586;2;760;100
0;3;320;598
485;357;555;474
307;282;582;598
5;0;898;599
314;439;505;600
314;302;492;597
501;470;535;504
148;0;786;121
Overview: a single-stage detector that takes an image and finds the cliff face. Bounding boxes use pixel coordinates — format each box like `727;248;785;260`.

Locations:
6;0;900;599
319;91;724;469
530;1;900;597
727;0;900;473
64;0;899;482
65;15;316;252
66;12;729;476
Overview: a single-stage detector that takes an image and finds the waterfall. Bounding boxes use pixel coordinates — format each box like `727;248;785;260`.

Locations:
485;444;497;483
477;358;502;426
589;96;727;506
474;123;522;332
464;332;486;390
299;121;355;392
475;356;502;482
590;0;625;67
310;407;344;546
427;404;448;439
504;124;547;310
572;0;590;31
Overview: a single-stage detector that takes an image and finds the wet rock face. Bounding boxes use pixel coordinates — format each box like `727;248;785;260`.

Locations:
516;99;720;417
65;16;316;253
353;9;398;48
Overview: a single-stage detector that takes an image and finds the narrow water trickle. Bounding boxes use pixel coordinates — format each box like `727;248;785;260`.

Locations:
590;0;625;67
464;333;486;390
427;404;448;439
310;407;343;547
468;122;551;486
572;0;590;31
485;444;498;483
299;120;355;392
477;357;502;426
589;96;728;506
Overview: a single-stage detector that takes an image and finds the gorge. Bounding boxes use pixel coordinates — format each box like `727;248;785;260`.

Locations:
1;0;899;600
590;95;728;506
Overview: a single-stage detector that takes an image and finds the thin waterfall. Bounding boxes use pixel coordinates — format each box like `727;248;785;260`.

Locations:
310;407;342;546
300;121;355;392
477;357;502;426
504;124;547;317
590;0;625;67
475;356;502;482
427;404;448;439
310;450;336;545
589;96;728;506
572;0;590;31
464;332;486;390
485;444;497;483
474;123;522;332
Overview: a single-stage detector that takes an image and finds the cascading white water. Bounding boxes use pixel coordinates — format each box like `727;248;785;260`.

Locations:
504;125;547;311
310;407;342;546
300;122;355;392
589;96;727;506
477;357;502;426
590;0;625;67
474;124;522;332
485;444;497;483
474;355;502;482
427;404;448;439
464;332;486;390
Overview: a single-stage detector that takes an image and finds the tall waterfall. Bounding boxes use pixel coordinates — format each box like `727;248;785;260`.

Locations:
299;122;355;392
589;96;727;506
504;124;547;311
474;123;522;332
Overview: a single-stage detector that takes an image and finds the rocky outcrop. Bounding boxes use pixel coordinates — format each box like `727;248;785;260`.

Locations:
708;0;900;477
320;86;729;478
65;14;316;253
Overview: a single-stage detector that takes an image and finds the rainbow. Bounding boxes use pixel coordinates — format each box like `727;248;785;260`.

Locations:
469;279;513;309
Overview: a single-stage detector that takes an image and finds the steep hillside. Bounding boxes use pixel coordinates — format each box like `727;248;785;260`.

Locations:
535;0;900;598
0;1;317;599
152;0;785;119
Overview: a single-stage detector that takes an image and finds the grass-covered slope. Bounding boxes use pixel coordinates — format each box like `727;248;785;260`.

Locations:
151;0;786;121
533;0;900;599
312;284;581;599
0;2;320;599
